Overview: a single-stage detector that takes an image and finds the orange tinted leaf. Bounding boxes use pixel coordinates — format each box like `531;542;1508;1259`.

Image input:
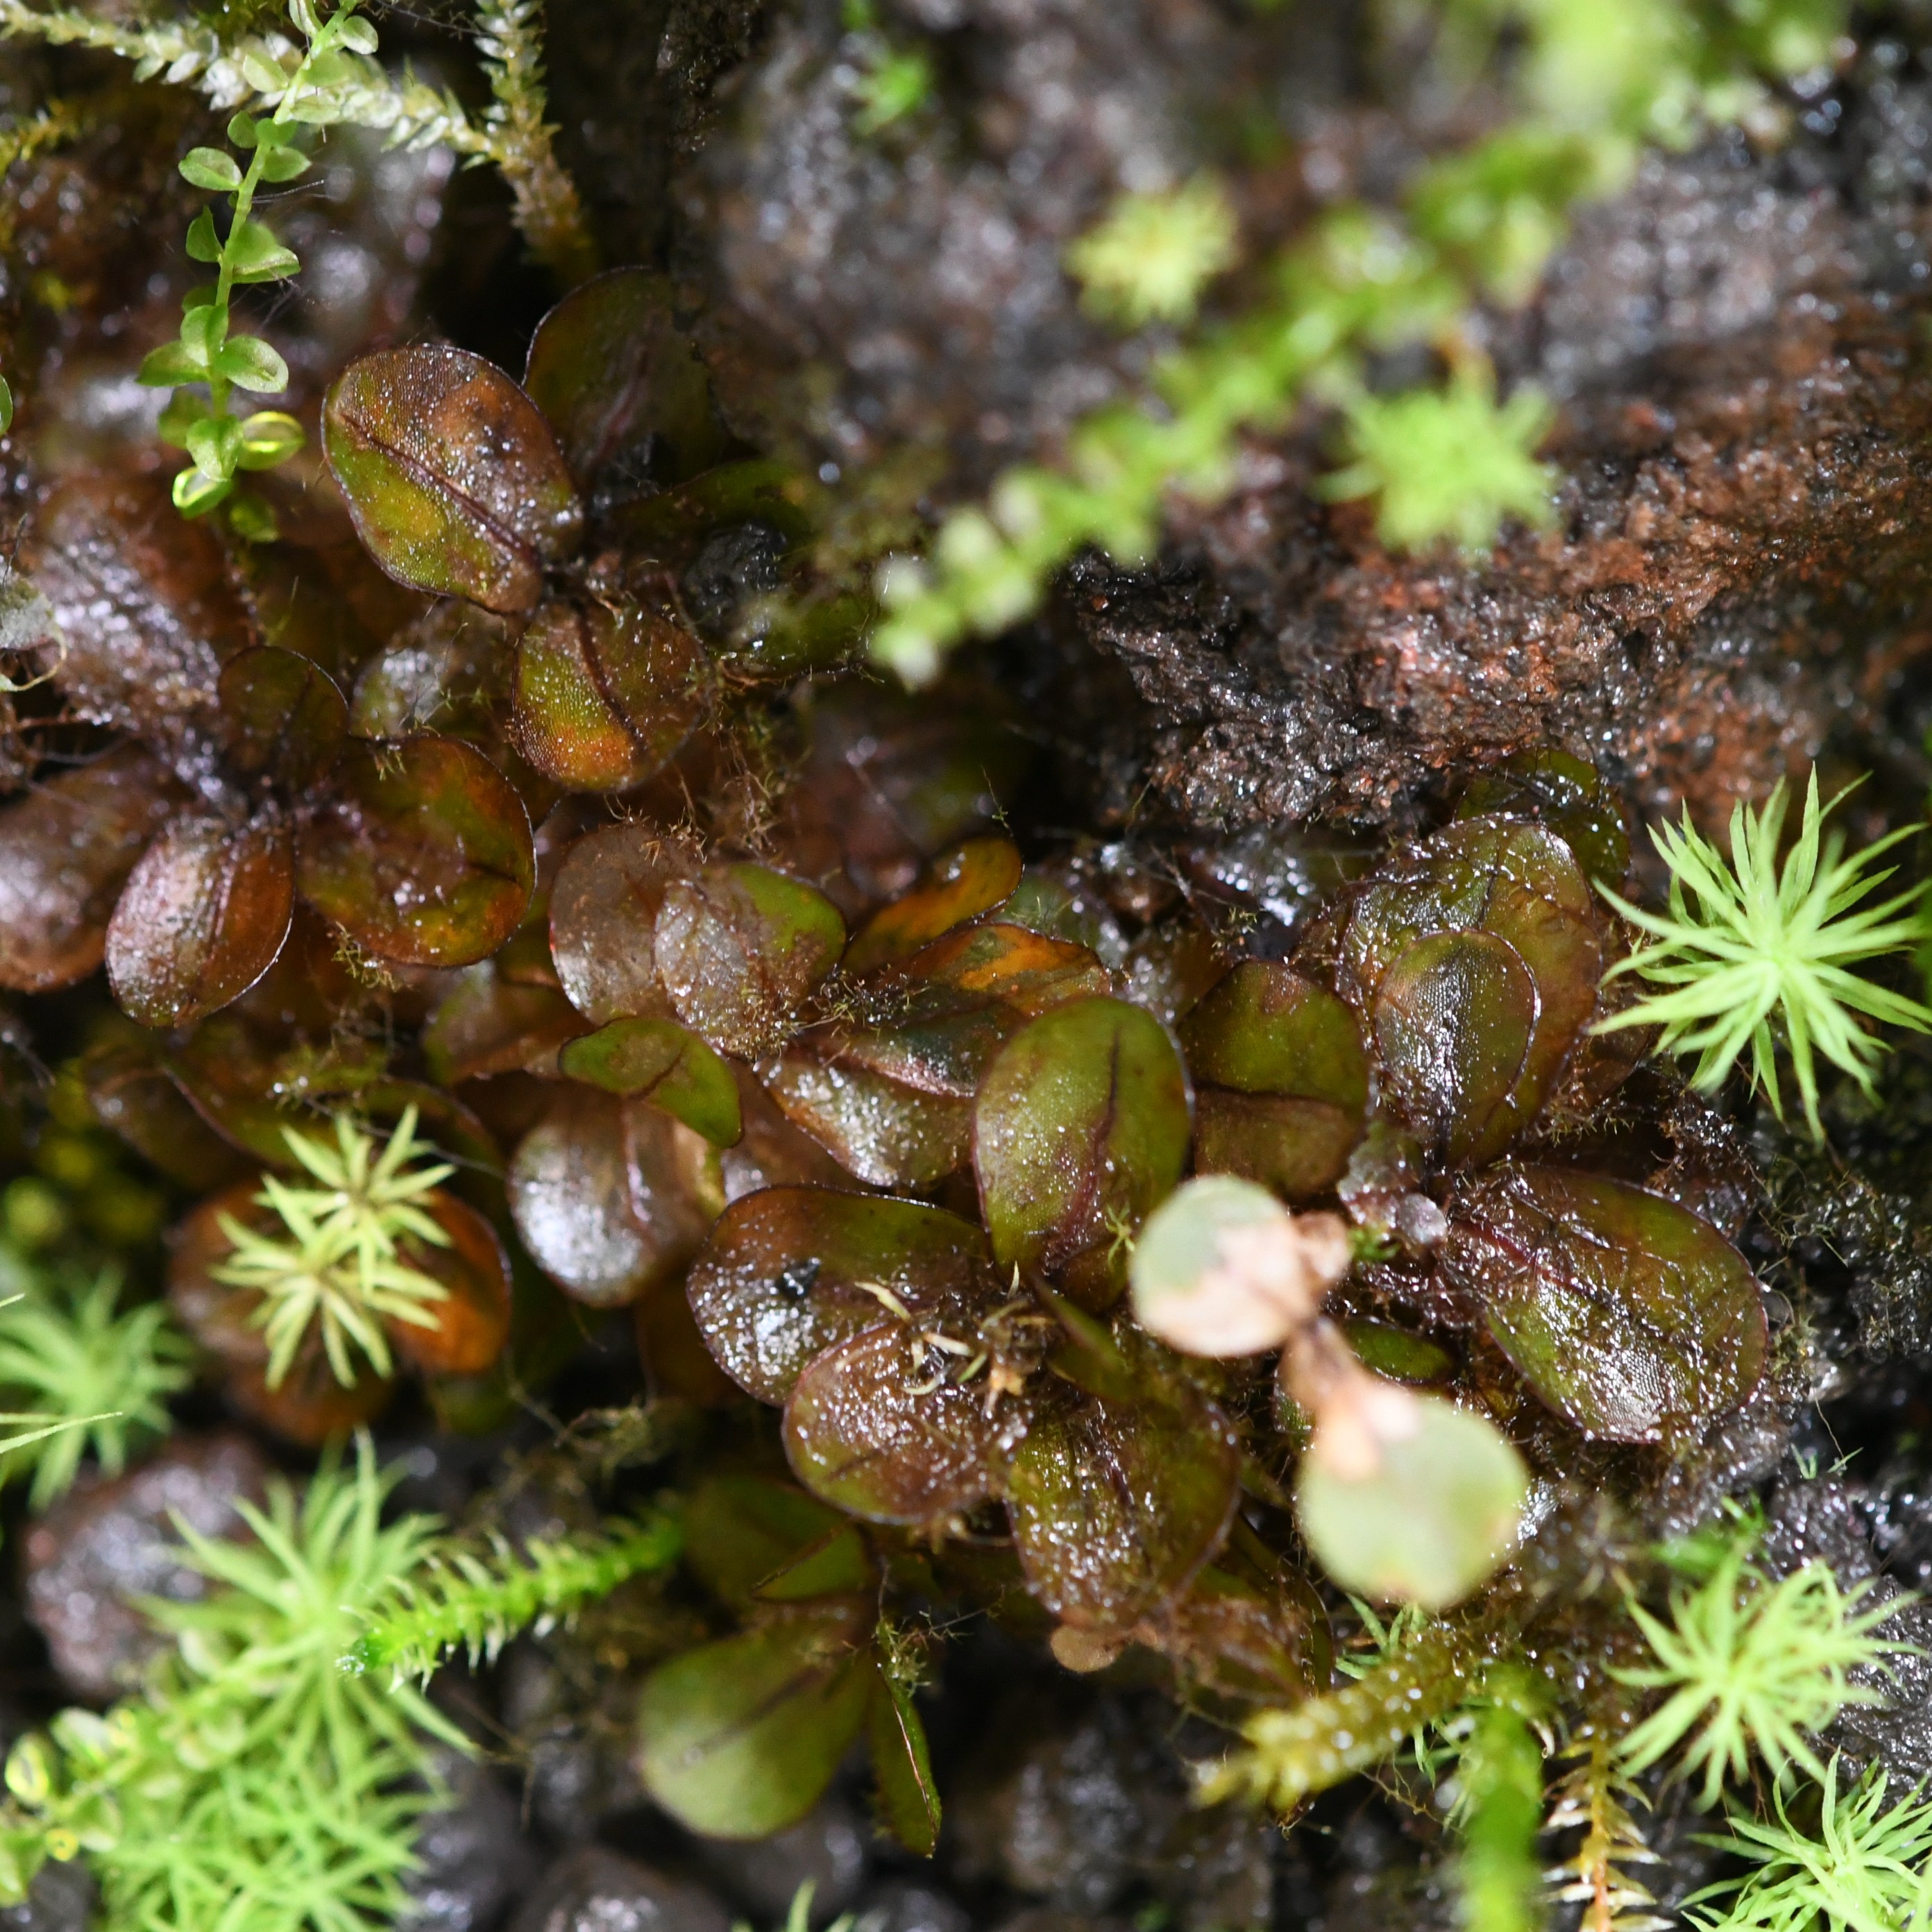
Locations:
844;836;1023;974
388;1193;512;1377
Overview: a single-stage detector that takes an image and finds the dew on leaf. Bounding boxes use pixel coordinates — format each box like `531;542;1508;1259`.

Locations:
974;995;1191;1306
1181;963;1368;1198
105;814;294;1031
1442;1162;1768;1443
296;734;534;967
761;1050;972;1190
548;820;681;1024
843;836;1024;974
217;645;348;794
686;1187;990;1403
323;345;583;616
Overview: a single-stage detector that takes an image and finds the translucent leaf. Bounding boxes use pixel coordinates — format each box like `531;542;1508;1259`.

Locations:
323;346;583;616
222;217;298;284
637;1602;872;1840
1442;1163;1768;1444
522;268;729;492
1006;1389;1238;1632
655;862;845;1058
869;1670;940;1856
783;1323;1006;1524
179;146;243;191
1180;963;1368;1198
1456;748;1629;886
0;746;185;992
974;996;1191;1305
1295;1393;1527;1608
559;1017;741;1147
686;1187;990;1404
508;596;707;793
105;814;294;1030
296;735;533;967
843;836;1024;975
217;645;347;793
547;821;679;1024
210;334;290;393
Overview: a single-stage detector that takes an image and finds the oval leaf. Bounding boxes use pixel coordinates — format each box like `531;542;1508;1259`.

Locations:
548;820;679;1024
559;1017;741;1146
761;1051;972;1190
218;645;347;793
0;746;186;992
509;597;708;793
297;735;534;967
843;836;1024;976
637;1603;871;1840
322;346;583;615
1005;1391;1238;1632
686;1187;990;1405
1442;1163;1769;1443
974;997;1191;1305
655;862;845;1058
423;964;588;1084
783;1322;1007;1525
106;815;294;1029
386;1194;513;1377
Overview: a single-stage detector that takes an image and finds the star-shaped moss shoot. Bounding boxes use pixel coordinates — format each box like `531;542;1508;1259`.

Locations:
1065;176;1239;329
1597;770;1932;1142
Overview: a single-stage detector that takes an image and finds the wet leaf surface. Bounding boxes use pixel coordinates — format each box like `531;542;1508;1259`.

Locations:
761;1051;972;1189
1343;1318;1457;1385
0;745;186;992
548;820;680;1024
386;1194;514;1378
1340;816;1600;1165
1181;964;1367;1198
1457;749;1629;886
523;268;729;492
560;1017;741;1146
1295;1392;1526;1608
507;1094;665;1307
217;646;348;794
1005;1389;1238;1632
297;735;534;967
868;1670;941;1856
783;1322;1007;1524
509;597;707;793
622;1101;721;1287
637;1600;871;1840
686;1187;990;1404
106;815;294;1030
829;923;1111;1099
843;837;1024;975
974;997;1191;1305
1148;1562;1328;1709
323;346;583;615
82;1044;254;1191
423;963;588;1084
655;862;845;1056
1443;1162;1768;1443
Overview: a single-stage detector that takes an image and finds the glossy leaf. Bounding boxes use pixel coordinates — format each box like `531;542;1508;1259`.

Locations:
217;645;348;793
761;1052;972;1190
1181;964;1368;1198
686;1187;989;1404
1339;816;1601;1164
783;1323;1006;1525
105;815;294;1030
1457;748;1629;887
0;745;185;992
1344;1318;1456;1385
559;1017;742;1146
297;735;534;967
655;862;845;1058
523;268;729;491
869;1670;941;1857
844;837;1024;974
509;597;707;793
548;820;679;1024
1443;1163;1768;1443
386;1194;513;1376
637;1602;871;1840
322;346;583;615
974;997;1191;1305
1005;1390;1238;1632
1148;1562;1328;1710
1295;1393;1527;1608
423;964;588;1083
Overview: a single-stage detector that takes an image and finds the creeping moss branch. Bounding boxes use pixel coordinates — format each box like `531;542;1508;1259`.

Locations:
343;1511;681;1686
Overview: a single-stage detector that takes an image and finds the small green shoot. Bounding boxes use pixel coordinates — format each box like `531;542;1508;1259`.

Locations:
1066;177;1240;329
212;1107;453;1388
1685;1756;1932;1932
1597;770;1932;1142
1613;1523;1915;1808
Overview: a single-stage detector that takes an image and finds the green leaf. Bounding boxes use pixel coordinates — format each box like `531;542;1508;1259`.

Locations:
257;144;312;183
211;336;290;394
185;207;221;263
337;15;379;55
180;303;228;361
239;48;291;92
235;410;304;468
225;490;279;543
172;466;233;517
869;1668;940;1856
227;112;259;149
637;1604;872;1839
1294;1393;1527;1609
557;1017;742;1147
139;340;205;390
156;391;210;446
178;146;243;192
0;377;15;437
185;414;244;482
224;217;299;284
